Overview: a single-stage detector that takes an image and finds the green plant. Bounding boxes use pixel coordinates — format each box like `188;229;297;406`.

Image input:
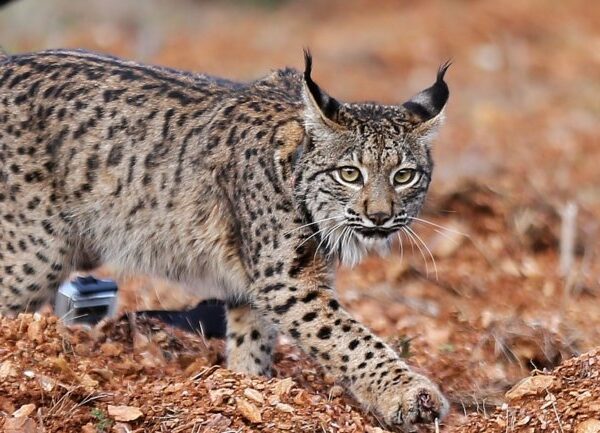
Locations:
90;407;113;433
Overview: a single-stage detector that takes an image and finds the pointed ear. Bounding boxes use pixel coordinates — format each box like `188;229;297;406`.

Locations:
301;49;343;131
402;61;451;136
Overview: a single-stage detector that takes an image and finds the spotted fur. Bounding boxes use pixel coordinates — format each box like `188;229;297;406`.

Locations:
0;48;449;430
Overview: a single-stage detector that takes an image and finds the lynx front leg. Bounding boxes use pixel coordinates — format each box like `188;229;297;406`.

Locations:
252;272;448;430
226;304;278;376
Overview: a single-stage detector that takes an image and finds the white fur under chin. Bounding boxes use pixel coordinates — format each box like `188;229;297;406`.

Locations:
328;229;393;268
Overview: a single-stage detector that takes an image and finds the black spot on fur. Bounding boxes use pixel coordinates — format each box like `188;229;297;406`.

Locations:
273;296;297;315
302;312;317;322
317;326;332;340
301;291;319;303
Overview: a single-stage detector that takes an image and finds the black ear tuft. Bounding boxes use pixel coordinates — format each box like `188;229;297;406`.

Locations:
302;48;340;121
403;61;451;121
437;59;452;83
303;48;313;82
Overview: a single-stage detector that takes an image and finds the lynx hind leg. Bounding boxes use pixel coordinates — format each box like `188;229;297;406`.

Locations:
0;218;72;314
226;303;277;376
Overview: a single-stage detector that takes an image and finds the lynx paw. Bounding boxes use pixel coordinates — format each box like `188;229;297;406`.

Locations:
377;374;449;431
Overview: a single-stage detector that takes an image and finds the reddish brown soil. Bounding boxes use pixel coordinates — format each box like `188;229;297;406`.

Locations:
0;0;599;432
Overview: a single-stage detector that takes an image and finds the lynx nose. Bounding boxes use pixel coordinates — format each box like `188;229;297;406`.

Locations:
367;211;391;226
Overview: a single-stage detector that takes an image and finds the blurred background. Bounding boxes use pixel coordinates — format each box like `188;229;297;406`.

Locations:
1;0;599;424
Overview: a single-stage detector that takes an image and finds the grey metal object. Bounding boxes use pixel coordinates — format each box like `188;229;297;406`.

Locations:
55;276;118;325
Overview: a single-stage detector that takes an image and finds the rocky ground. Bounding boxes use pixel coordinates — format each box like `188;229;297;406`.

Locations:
0;0;599;432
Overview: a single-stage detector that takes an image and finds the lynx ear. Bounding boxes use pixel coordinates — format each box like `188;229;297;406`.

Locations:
301;49;342;131
402;61;451;134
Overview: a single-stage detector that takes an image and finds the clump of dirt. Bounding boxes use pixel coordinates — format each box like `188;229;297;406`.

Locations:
1;313;599;433
0;313;385;433
456;349;600;433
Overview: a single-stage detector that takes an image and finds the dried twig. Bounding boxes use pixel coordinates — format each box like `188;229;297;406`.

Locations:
559;201;577;278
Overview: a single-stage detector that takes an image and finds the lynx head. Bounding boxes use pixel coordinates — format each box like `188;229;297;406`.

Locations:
294;51;450;266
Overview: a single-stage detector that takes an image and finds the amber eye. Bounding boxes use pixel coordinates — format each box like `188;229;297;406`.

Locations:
393;169;417;186
338;167;362;183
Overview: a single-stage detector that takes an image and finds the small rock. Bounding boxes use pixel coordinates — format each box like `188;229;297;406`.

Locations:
576;419;600;433
80;373;99;390
89;368;114;382
12;403;36;418
82;423;96;433
108;405;143;422
516;415;532;426
275;402;295;413
237;398;262;423
4;417;37;433
113;423;133;433
0;360;15;380
203;414;232;433
505;375;556;400
243;388;264;404
209;388;233;405
26;321;44;343
100;342;123;357
273;377;294;397
38;375;55;392
0;396;16;413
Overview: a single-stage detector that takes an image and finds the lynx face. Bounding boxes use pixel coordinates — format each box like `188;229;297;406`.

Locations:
296;54;450;266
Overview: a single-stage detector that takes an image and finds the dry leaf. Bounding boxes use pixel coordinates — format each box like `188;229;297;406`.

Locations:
237;398;262;423
12;404;36;418
107;405;143;422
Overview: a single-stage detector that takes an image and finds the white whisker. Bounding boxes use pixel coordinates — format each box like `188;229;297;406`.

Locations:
409;216;468;237
402;226;430;276
404;226;416;256
396;231;404;264
296;221;339;248
284;215;345;235
314;221;346;259
432;227;462;246
329;226;346;259
405;225;438;280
